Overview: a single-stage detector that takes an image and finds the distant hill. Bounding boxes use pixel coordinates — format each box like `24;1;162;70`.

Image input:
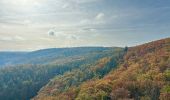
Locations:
33;38;170;100
0;47;117;67
0;52;27;66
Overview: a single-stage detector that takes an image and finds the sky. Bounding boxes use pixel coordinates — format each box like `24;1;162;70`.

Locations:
0;0;170;51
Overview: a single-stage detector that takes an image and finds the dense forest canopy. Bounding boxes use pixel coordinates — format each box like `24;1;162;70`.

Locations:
0;38;170;100
33;38;170;100
0;47;123;100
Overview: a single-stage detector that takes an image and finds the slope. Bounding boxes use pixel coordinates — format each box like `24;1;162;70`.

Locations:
33;38;170;100
0;47;123;100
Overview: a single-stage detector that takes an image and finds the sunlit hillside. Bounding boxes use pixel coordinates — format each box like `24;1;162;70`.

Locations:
33;38;170;100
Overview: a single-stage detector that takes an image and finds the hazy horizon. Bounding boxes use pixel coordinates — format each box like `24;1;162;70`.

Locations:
0;0;170;51
0;37;169;52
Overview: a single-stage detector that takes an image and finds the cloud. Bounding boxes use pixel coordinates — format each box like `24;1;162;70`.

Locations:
95;13;105;20
69;0;99;4
14;36;25;41
0;0;170;51
23;19;32;25
68;34;79;40
0;36;25;41
79;13;106;27
80;19;91;25
48;30;55;36
47;28;79;40
0;37;13;41
62;3;69;9
82;28;97;32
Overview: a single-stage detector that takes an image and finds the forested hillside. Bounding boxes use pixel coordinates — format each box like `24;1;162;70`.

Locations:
33;38;170;100
0;47;123;100
0;47;114;66
0;38;169;100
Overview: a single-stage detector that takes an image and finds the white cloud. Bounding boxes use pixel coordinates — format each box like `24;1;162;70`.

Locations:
62;3;69;9
0;0;168;51
88;28;97;32
23;19;32;25
95;13;105;20
69;0;99;4
0;36;25;41
47;28;79;41
0;37;13;41
80;19;91;25
14;36;26;41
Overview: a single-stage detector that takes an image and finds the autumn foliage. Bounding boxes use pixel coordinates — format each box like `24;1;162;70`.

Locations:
33;38;170;100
